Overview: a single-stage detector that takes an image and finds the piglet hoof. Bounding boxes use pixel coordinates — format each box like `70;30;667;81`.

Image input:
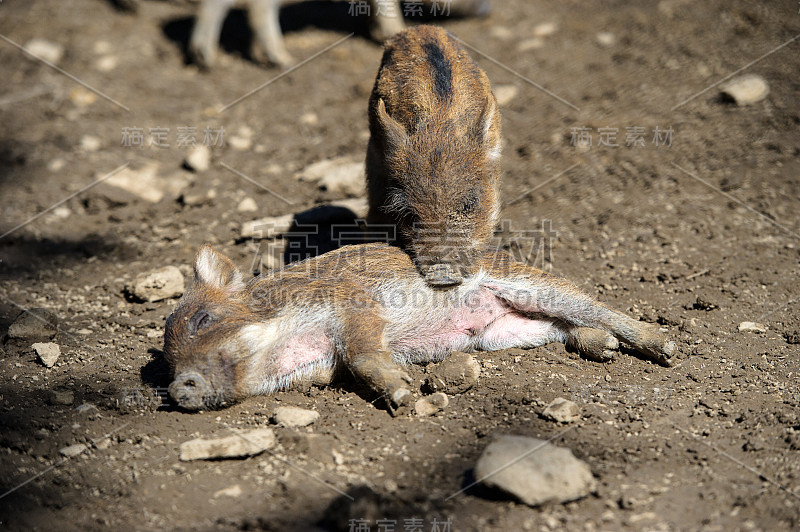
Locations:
386;387;413;417
566;328;619;363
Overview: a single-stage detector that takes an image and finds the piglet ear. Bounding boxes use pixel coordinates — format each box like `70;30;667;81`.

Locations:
474;94;501;161
376;98;409;149
193;244;245;293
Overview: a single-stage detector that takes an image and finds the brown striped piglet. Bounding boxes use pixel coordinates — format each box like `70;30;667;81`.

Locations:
366;25;501;288
164;243;675;414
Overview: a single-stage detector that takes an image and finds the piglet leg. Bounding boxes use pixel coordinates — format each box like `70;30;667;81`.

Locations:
340;303;413;414
484;253;675;365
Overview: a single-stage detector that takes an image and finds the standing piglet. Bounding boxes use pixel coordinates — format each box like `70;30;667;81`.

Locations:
164;244;675;414
367;25;501;288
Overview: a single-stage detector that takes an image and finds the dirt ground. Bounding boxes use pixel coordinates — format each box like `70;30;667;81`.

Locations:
1;0;799;530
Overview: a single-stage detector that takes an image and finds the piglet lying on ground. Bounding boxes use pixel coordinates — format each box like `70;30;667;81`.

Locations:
164;243;674;413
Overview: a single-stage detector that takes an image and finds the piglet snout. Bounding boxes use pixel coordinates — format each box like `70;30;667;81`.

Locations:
423;263;463;288
169;371;209;411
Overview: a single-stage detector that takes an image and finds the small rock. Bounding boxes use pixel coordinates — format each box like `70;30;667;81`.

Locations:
33;342;60;367
184;145;211;172
475;435;596;506
414;392;448;417
95;55;118;72
49;390;74;406
69;87;97;107
517;38;544;52
181;188;217;207
179;428;276;461
300;112;319;126
8;309;58;341
51;206;71;219
79;135;101;152
75;403;99;415
494;84;518;107
127;266;184;302
533;22;558;38
228;126;253;151
541;397;580;423
296;156;365;196
60;443;88;458
213;484;243;498
738;321;767;333
271;406;319;427
237;197;258;212
489;26;513;40
47;158;66;172
105;161;164;202
720;74;769;106
24;38;64;65
596;32;616;47
423;352;480;394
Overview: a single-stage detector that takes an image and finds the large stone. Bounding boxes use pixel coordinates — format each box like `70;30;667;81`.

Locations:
7;309;58;341
738;321;767;333
179;428;276;461
127;266;184;302
475;435;596;506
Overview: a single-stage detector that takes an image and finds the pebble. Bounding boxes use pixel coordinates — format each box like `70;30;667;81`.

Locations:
33;342;61;368
179;428;276;461
95;55;118;72
127;266;184;302
533;22;558;38
105;161;164;202
181;188;217;206
494;84;518;107
47;158;66;172
184;145;211;172
237;197;258;212
475;435;596;506
414;392;449;417
720;75;769;105
228;126;253;151
271;406;319;427
296;156;365;197
517;38;544;52
738;321;767;333
60;443;88;458
489;26;513;41
213;484;242;498
541;397;580;423
300;112;319;126
596;32;616;47
79;135;101;152
423;352;480;394
49;390;74;406
69;87;97;107
8;308;58;341
24;38;64;65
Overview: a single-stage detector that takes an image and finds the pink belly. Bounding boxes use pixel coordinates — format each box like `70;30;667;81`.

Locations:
390;289;511;358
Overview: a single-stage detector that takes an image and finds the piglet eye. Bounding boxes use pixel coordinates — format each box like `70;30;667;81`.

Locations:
189;310;214;335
